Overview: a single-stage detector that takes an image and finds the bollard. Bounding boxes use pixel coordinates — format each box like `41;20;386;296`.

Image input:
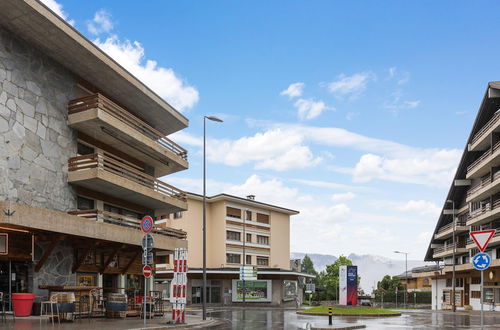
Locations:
328;305;333;325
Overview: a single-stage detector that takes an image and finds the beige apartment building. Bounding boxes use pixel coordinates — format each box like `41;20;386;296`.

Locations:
156;193;312;306
0;0;189;310
425;82;500;311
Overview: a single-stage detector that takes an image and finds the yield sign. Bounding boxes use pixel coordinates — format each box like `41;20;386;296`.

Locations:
470;230;496;252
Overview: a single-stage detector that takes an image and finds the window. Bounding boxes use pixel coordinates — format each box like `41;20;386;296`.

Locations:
0;234;7;255
471;291;481;299
77;196;94;210
245;210;252;221
257;256;269;266
226;207;241;219
497;248;500;259
173;211;182;219
455;278;464;287
256;213;269;224
77;142;94;155
257;235;269;245
246;233;252;243
423;278;430;286
462;255;469;264
226;253;241;264
104;204;142;219
446;279;452;287
472;277;481;285
246;255;252;265
226;231;241;241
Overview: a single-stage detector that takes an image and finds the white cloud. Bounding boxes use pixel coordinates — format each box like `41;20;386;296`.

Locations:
326;72;375;99
397;200;441;216
384;90;420;113
87;9;114;35
331;192;356;202
294;98;333;120
280;82;304;98
40;0;74;25
387;67;410;85
94;35;199;111
346;112;359;120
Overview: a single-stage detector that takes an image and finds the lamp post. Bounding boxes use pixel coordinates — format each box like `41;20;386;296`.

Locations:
394;251;408;308
445;199;456;313
202;115;223;321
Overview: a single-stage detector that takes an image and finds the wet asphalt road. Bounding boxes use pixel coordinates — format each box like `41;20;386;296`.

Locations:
200;309;500;329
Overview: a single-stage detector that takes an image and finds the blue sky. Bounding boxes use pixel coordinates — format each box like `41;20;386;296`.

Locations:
43;0;500;260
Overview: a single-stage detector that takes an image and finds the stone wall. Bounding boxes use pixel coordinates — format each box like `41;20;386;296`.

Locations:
33;240;75;297
0;26;77;212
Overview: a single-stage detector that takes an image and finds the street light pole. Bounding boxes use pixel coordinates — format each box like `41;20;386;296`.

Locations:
446;199;456;313
202;116;223;321
394;251;409;308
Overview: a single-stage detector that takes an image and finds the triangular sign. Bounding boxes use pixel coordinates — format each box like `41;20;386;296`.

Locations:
470;230;496;252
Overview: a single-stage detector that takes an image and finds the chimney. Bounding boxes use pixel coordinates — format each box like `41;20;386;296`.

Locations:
246;195;255;200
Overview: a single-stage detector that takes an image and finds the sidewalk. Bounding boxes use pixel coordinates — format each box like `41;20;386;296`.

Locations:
1;314;219;329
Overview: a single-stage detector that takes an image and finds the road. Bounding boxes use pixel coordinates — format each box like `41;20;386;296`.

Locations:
198;308;500;329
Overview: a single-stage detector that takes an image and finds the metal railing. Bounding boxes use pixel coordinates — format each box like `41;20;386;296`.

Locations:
434;242;467;254
467;141;500;173
68;93;188;160
437;219;468;235
68;152;187;202
68;209;187;239
469;198;500;220
467;171;500;197
471;112;500;145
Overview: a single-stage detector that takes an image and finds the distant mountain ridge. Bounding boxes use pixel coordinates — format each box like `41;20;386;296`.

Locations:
291;252;430;293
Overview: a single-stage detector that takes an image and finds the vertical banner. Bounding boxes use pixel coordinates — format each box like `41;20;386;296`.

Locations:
346;265;358;306
339;265;347;305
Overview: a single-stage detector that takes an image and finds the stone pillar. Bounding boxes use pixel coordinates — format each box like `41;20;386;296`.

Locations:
97;273;103;287
118;274;125;294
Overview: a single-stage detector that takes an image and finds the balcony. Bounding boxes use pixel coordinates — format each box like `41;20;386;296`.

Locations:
433;242;468;258
467;198;500;226
466;172;500;203
68;152;187;212
68;209;187;239
469;111;500;152
434;219;469;240
466;141;500;179
68;94;188;176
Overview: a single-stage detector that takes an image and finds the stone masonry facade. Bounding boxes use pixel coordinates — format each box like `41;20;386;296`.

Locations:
0;26;77;212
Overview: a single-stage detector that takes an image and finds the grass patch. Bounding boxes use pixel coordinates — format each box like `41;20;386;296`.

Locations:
301;306;396;315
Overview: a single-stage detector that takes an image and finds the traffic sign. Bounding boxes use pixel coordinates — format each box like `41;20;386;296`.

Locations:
140;216;154;233
142;234;154;251
470;230;496;251
143;265;153;278
472;252;491;271
142;251;154;265
239;265;257;281
305;283;316;293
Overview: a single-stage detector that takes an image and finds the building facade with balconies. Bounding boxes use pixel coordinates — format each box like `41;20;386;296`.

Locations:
0;0;188;305
155;193;313;306
425;82;500;311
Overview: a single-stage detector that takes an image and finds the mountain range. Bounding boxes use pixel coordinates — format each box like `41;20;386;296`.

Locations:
291;252;430;293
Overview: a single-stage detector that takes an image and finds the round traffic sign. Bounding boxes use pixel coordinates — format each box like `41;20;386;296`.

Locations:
140;216;154;233
143;265;153;278
472;252;491;271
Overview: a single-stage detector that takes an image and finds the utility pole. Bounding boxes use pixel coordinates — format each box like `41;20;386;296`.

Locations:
446;199;457;313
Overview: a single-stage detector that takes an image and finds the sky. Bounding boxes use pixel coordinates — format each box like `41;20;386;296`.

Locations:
40;0;500;260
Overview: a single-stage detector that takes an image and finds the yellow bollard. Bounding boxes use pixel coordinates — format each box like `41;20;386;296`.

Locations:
328;306;333;325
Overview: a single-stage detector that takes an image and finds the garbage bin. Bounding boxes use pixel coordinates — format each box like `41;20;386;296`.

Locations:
12;293;36;317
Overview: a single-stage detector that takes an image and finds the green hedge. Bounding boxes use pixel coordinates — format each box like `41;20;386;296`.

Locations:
374;291;431;304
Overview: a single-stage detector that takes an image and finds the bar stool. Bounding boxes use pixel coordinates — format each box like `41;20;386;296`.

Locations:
76;293;91;320
40;294;60;325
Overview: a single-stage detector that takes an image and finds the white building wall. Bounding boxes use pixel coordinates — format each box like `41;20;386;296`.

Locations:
431;279;447;310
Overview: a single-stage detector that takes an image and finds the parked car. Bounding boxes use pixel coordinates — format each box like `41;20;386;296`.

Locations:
359;299;372;306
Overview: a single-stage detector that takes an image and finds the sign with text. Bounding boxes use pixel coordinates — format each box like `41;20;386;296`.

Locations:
239;265;257;281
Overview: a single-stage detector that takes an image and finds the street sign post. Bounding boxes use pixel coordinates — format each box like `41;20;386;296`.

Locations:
142;251;154;265
470;230;496;329
142;234;154;251
140;215;154;325
239;265;257;281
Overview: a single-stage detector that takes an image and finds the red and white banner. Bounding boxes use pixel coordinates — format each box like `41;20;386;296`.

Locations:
171;248;188;324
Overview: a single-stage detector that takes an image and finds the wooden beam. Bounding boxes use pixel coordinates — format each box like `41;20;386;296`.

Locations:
72;246;93;273
35;240;59;272
100;244;125;273
122;249;141;275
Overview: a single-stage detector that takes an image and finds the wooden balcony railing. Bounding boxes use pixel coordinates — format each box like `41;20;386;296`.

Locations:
469;198;500;220
68;93;188;160
467;171;500;198
434;242;467;254
467;141;500;173
437;219;468;235
471;111;500;145
68;152;187;202
68;209;187;239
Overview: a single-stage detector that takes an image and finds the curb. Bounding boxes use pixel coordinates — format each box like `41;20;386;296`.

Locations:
131;318;221;329
297;311;401;317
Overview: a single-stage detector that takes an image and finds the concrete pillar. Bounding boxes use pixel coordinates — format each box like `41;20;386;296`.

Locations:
97;273;103;287
96;200;104;222
118;274;125;294
149;276;155;293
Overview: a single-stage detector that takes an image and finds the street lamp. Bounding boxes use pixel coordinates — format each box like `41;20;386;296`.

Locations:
445;199;456;313
202;115;223;321
394;250;408;308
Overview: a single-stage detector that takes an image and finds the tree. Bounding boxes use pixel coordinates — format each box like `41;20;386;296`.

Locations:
315;255;360;301
376;275;403;292
302;255;317;276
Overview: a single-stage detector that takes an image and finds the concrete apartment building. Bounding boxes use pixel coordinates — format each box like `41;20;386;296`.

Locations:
425;82;500;311
0;0;189;305
156;193;312;306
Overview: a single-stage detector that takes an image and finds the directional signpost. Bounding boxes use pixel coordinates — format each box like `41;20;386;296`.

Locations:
140;216;154;325
470;229;496;329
